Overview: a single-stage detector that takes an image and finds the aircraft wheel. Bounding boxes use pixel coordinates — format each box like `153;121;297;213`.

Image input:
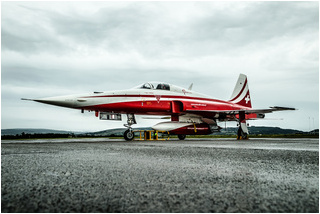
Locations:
242;133;248;140
178;134;186;140
124;129;134;141
237;127;249;140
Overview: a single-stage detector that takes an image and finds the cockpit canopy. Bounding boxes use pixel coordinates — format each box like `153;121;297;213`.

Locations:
135;82;171;91
133;81;196;95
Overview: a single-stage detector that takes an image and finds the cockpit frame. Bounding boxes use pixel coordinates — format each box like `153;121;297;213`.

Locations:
135;82;171;91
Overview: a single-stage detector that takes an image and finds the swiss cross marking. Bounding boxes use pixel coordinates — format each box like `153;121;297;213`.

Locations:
245;95;250;104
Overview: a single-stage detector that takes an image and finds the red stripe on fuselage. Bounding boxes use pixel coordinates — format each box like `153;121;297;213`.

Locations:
86;100;172;115
80;94;231;104
76;93;254;118
80;99;250;115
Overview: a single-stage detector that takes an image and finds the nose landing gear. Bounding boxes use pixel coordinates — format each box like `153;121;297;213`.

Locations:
124;129;134;141
123;114;136;141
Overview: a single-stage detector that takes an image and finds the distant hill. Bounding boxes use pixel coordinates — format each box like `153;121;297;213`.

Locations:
2;126;306;137
217;126;304;135
1;129;73;136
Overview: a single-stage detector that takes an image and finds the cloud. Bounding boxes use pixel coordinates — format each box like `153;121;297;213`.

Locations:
1;1;318;132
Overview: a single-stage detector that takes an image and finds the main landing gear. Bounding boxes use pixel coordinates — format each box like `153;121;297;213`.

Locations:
124;114;136;141
237;125;249;140
237;111;249;140
178;134;186;140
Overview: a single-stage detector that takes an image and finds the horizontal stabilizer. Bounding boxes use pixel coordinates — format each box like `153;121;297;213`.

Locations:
249;118;284;120
270;106;296;111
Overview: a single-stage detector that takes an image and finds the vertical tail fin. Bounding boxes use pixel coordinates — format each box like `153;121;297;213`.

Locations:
229;74;252;108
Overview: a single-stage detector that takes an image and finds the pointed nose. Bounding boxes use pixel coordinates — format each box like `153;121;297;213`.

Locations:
33;96;76;108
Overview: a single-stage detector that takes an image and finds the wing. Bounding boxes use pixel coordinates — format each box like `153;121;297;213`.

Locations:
235;106;296;114
186;106;296;121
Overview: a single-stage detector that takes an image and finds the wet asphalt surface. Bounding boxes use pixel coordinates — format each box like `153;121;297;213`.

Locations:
1;138;319;212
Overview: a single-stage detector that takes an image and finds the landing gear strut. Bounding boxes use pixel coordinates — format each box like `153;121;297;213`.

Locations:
237;111;249;140
123;114;136;141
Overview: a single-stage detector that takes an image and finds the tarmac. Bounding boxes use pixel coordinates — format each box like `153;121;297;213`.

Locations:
1;138;319;212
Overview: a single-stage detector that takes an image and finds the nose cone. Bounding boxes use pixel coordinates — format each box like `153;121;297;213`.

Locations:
33;95;76;108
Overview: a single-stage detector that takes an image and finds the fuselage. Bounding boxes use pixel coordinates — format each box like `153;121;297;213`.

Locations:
33;82;251;117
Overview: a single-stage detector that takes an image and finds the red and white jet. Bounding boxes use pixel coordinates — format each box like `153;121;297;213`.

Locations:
23;74;295;140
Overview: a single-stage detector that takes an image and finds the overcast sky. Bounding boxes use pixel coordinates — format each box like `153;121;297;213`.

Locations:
1;1;319;132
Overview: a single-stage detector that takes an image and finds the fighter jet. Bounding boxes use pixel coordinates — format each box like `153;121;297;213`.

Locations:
22;74;295;140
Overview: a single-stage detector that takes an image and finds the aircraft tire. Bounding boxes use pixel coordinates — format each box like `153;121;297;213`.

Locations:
237;127;249;140
124;129;134;141
242;133;248;140
178;134;186;140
